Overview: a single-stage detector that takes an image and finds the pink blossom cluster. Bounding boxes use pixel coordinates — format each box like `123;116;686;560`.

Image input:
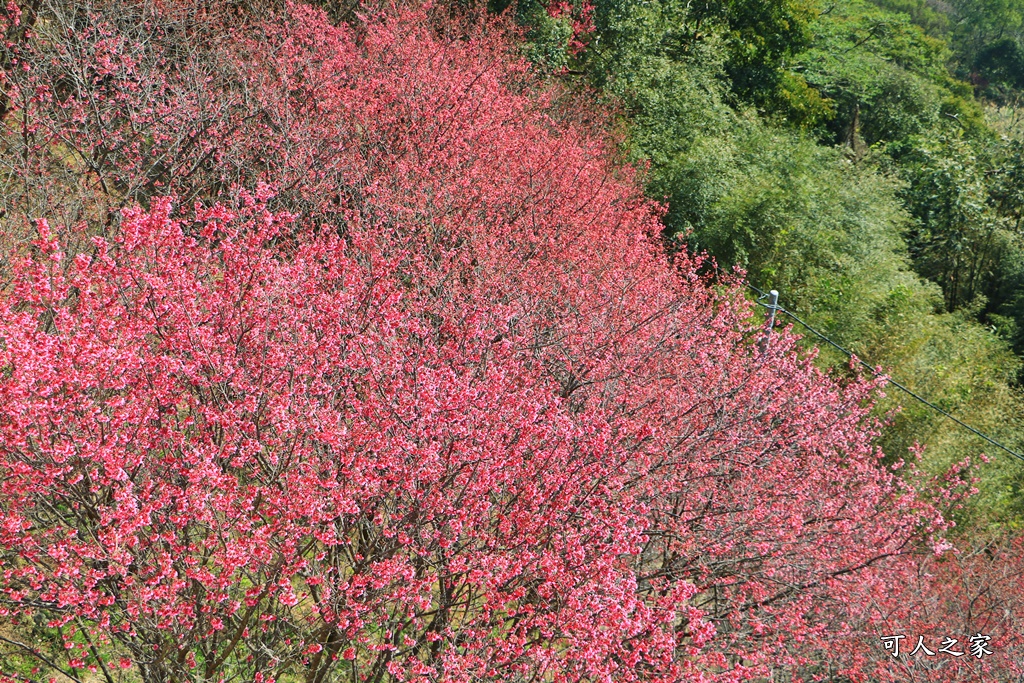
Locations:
0;1;1021;681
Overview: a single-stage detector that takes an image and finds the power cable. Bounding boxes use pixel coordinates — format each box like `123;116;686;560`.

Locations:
746;283;1024;465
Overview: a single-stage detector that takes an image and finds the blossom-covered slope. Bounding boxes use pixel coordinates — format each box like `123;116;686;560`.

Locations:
0;1;1021;680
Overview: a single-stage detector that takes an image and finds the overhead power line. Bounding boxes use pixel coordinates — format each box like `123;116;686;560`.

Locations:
746;283;1024;465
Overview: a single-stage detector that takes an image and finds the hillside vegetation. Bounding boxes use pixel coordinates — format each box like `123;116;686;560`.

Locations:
0;0;1022;681
509;0;1024;524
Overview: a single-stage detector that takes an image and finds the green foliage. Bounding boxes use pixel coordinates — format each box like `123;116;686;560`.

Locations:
524;8;573;70
896;135;1012;312
951;0;1024;54
580;0;738;232
775;71;836;127
796;0;986;147
585;0;823;117
714;0;820;105
488;0;576;70
950;0;1024;100
975;38;1024;92
866;0;951;37
507;0;1024;524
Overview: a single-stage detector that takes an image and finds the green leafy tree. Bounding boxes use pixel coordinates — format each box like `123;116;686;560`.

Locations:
797;0;982;148
898;135;1012;312
949;0;1024;100
867;0;951;36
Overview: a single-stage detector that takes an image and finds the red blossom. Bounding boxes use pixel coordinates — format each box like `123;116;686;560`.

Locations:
0;2;1020;682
